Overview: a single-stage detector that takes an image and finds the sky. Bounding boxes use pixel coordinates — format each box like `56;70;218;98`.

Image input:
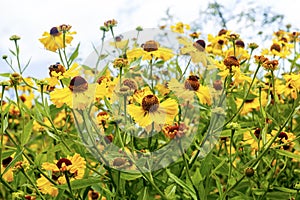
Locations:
0;0;299;79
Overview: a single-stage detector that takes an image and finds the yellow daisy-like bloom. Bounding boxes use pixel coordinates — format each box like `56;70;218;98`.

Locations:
17;77;35;92
273;130;296;151
126;40;174;61
217;61;252;86
39;25;76;52
170;22;190;34
36;176;58;197
168;76;212;105
37;153;86;196
177;36;213;66
50;76;105;109
277;73;300;99
261;40;293;59
128;87;178;131
1;156;14;182
109;35;129;49
235;92;268;115
155;83;170;96
206;29;231;56
96;72;119;102
224;46;250;61
19;92;35;109
46;62;80;87
243;129;272;152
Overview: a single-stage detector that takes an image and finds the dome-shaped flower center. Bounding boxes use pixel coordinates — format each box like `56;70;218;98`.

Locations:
142;94;159;112
193;39;206;51
2;156;13;168
122;79;138;91
184;75;200;91
224;56;239;68
69;76;88;93
278;132;288;140
49;62;66;76
56;158;72;169
143;40;159;52
50;27;60;36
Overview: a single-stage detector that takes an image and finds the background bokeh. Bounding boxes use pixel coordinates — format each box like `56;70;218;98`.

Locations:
0;0;299;78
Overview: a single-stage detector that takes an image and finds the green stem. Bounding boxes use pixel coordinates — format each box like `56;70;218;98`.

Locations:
65;171;76;200
21;168;46;200
14;40;22;74
215;63;261;132
94;30;106;82
0;86;6;175
180;141;200;200
62;32;70;69
179;58;191;81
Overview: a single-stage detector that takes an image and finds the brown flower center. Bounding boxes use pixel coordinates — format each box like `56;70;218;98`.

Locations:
184;75;200;91
270;43;281;52
223;56;239;68
278;132;288;140
56;158;72;169
50;27;60;36
49;62;66;77
254;128;261;139
122;79;138;91
113;157;126;167
142;94;159;112
193;39;206;51
143;40;159;52
2;156;13;167
69;76;88;93
218;29;227;36
235;40;245;48
213;80;223;90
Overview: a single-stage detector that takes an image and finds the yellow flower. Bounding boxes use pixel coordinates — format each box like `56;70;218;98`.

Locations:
50;76;104;109
277;73;300;99
217;64;252;86
36;176;58;197
177;36;212;66
170;22;190;33
128;87;178;131
206;29;230;56
168;76;212;105
235;95;261;115
19;92;35;109
224;46;250;61
37;153;86;196
109;35;129;49
39;25;76;52
243;129;272;152
274;130;296;151
46;62;80;87
126;40;174;61
1;156;14;182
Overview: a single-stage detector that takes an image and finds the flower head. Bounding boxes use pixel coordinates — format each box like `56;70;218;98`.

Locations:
126;40;174;61
128;87;178;131
170;22;190;33
168;76;212;105
39;25;76;52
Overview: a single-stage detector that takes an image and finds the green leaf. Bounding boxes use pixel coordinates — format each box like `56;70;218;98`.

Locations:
9;49;16;56
273;186;298;194
164;184;177;199
120;171;142;180
21;119;33;146
0;73;11;77
56;177;102;190
45;130;60;141
68;43;80;65
276;149;300;161
166;169;197;199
